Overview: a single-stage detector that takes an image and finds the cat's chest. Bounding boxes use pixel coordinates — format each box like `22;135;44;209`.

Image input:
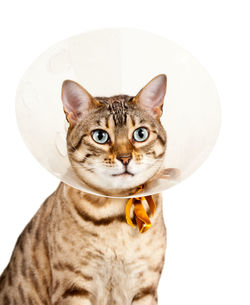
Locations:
67;192;166;272
80;222;166;304
60;187;166;285
54;190;166;304
86;219;166;275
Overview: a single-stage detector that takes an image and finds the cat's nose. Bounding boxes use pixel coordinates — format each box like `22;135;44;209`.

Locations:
116;153;132;166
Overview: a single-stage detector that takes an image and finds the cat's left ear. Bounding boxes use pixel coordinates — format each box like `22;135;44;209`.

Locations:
134;74;167;119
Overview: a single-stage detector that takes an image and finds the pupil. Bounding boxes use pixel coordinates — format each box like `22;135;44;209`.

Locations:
138;129;144;138
98;131;104;140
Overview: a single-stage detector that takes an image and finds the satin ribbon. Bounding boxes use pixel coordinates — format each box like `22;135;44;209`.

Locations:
125;185;156;233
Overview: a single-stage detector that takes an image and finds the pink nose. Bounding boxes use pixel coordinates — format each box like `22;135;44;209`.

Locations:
117;153;132;165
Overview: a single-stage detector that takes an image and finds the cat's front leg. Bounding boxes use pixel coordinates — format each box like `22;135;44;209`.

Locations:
131;287;158;305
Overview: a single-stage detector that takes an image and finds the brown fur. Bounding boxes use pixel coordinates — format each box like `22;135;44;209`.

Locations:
0;75;168;304
67;94;167;196
0;183;166;305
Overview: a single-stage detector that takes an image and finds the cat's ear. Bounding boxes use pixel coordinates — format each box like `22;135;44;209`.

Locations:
134;74;167;119
61;80;99;127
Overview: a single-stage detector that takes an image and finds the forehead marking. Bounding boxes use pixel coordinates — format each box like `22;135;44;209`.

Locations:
110;100;127;126
96;95;132;126
105;116;109;128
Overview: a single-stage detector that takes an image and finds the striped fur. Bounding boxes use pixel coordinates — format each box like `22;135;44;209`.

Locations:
0;183;166;305
0;76;168;304
67;94;167;197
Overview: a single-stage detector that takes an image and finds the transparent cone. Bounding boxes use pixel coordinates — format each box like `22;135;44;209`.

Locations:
15;28;221;198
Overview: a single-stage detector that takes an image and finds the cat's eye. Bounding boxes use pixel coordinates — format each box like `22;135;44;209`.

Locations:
133;127;149;142
91;129;109;144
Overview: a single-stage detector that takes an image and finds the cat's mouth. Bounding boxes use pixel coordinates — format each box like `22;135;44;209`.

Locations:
112;170;134;177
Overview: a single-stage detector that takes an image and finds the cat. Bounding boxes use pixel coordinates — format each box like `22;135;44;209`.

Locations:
0;74;168;305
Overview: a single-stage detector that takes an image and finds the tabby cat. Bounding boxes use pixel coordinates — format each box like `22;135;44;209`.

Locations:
0;74;168;305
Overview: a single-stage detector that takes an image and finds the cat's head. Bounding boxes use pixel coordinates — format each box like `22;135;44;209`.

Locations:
61;74;167;196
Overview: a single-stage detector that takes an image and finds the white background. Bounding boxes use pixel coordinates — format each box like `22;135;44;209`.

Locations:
0;1;249;304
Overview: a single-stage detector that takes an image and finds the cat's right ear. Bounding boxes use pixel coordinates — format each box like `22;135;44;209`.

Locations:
61;80;99;127
134;74;167;119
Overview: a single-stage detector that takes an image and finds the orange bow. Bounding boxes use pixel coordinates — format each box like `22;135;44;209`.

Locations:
125;185;156;233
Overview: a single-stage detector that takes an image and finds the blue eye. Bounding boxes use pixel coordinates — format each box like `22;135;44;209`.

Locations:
133;127;149;142
92;129;109;144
